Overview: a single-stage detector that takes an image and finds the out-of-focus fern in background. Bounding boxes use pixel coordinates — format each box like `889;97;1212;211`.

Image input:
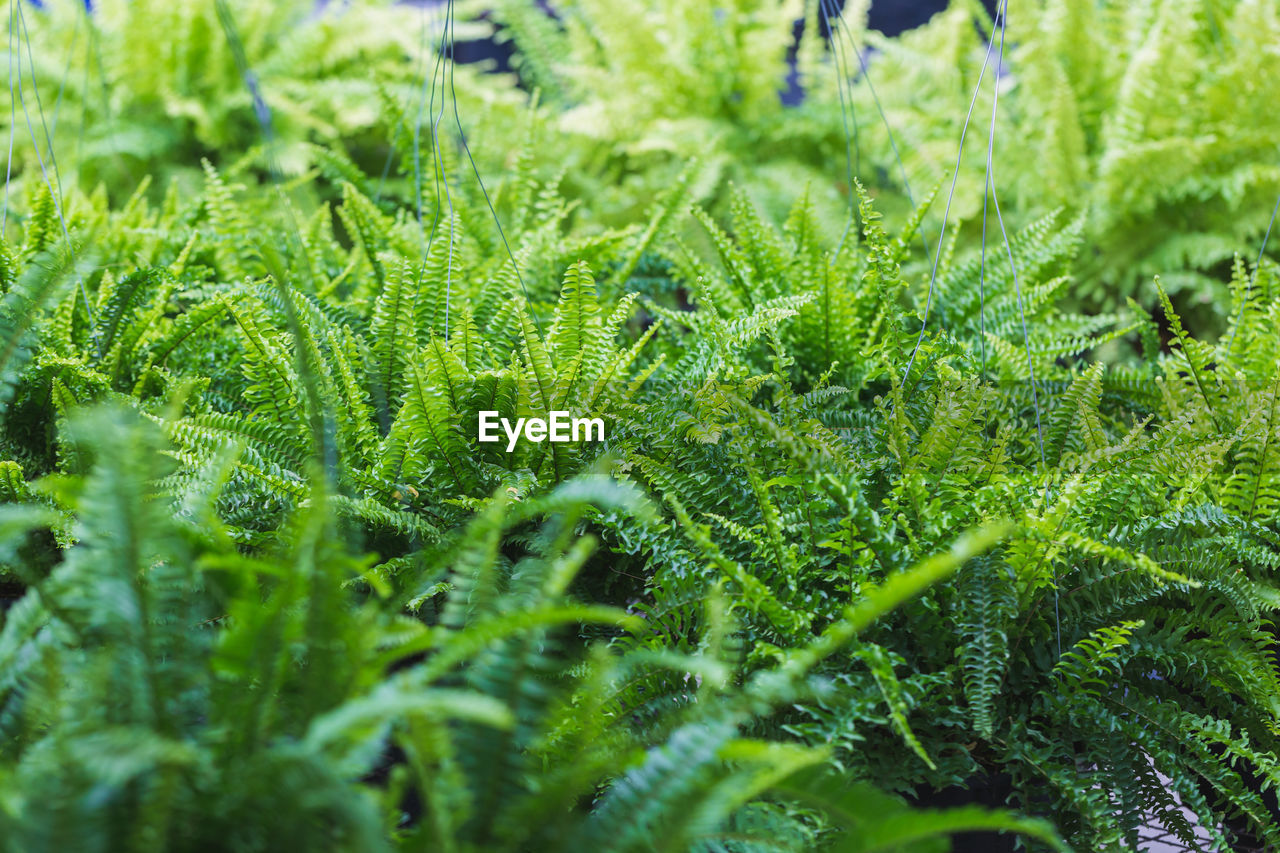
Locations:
2;1;1280;851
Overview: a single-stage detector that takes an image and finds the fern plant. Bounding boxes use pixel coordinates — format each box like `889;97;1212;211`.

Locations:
1;0;526;202
578;186;1280;850
0;402;1063;852
797;0;1280;328
7;4;1280;847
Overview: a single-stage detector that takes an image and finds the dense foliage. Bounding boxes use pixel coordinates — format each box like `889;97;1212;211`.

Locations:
3;0;1280;850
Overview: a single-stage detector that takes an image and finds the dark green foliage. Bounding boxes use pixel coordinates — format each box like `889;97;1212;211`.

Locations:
0;404;1063;852
2;0;1280;850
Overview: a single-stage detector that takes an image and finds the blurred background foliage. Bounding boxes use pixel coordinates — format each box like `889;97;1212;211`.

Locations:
9;0;1280;334
3;1;1280;850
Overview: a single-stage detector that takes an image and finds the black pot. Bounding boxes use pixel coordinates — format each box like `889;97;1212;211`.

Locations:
910;773;1019;853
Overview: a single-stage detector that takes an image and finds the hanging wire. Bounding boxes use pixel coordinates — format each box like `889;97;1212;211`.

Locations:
901;2;1002;388
836;9;929;261
1225;193;1280;359
7;0;98;357
431;2;457;340
818;0;860;254
372;6;433;206
880;0;1057;656
976;140;990;375
856;53;929;262
820;0;930;262
214;0;542;462
420;0;456;339
215;0;338;482
404;0;542;341
2;1;17;237
977;0;1055;656
16;1;68;213
442;0;542;339
412;0;445;249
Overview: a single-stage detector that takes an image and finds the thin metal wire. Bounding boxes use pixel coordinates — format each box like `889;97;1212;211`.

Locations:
442;0;543;339
983;2;1045;461
977;158;990;375
980;0;1057;658
976;12;1001;379
17;1;69;221
821;0;929;262
427;1;456;340
901;4;1002;387
1225;192;1280;359
214;0;337;481
818;0;859;254
413;1;443;251
424;2;448;254
409;3;445;314
2;1;17;237
10;0;98;355
841;23;929;262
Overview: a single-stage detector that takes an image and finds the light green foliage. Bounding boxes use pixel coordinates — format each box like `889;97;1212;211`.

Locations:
0;403;1060;852
489;0;854;226
1010;0;1280;307
1;0;518;199
804;0;1280;324
489;0;1280;328
599;174;1280;848
3;0;1280;850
